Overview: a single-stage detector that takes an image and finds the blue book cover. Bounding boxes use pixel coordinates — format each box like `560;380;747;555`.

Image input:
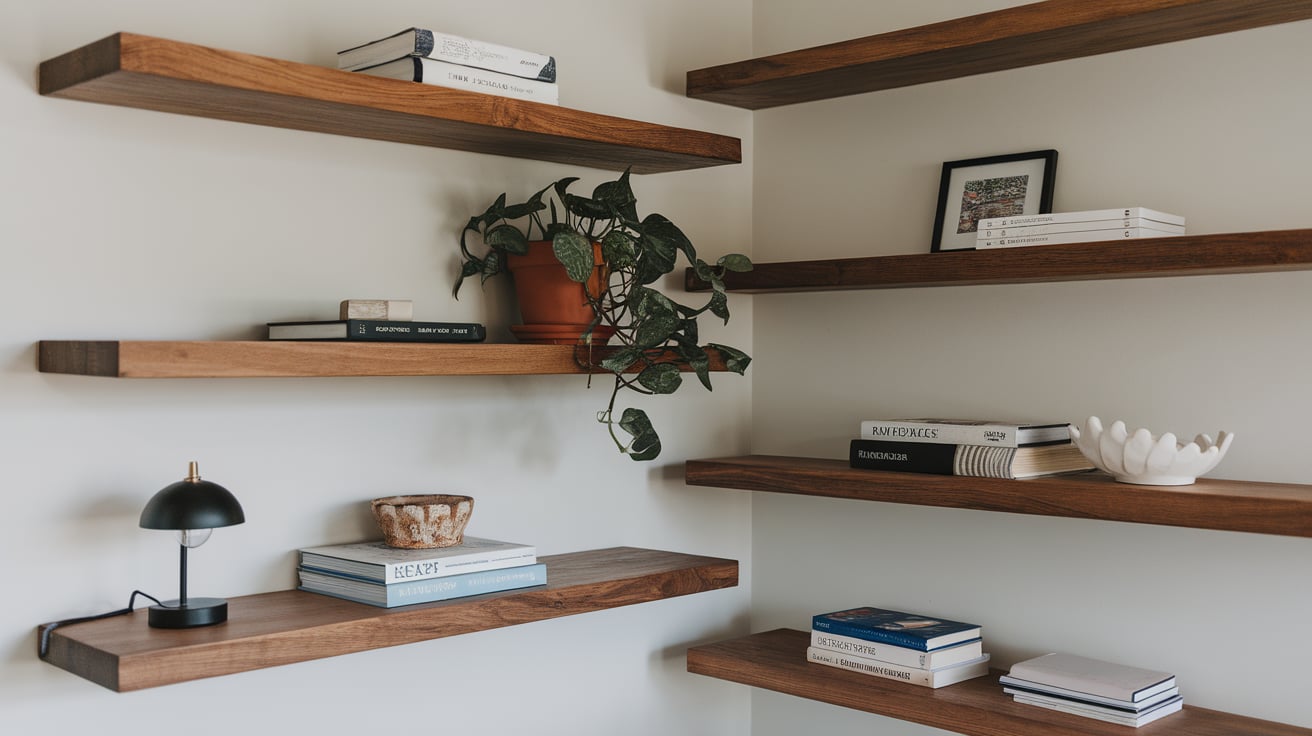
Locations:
812;606;981;651
299;563;547;608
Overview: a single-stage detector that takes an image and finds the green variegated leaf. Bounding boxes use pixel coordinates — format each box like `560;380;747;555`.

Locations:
480;250;503;282
564;193;611;220
552;177;580;203
552;231;595;283
637;363;682;394
717;253;753;272
641;213;695;262
619;408;661;461
709;343;751;375
634;313;679;348
680;344;712;390
592;171;637;220
485;223;529;255
632;286;676;320
708;290;730;322
600;347;642;374
601;230;637;269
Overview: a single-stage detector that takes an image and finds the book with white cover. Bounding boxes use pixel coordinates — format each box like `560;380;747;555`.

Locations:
1008;652;1175;702
338;27;557;82
1000;677;1180;710
978;227;1183;249
299;537;537;584
1012;692;1183;727
858;418;1071;447
977;218;1184;240
355;57;559;105
810;629;984;670
807;647;991;689
978;207;1185;229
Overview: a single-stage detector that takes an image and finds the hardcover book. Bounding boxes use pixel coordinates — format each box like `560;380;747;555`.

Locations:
267;319;487;342
999;678;1181;711
298;562;547;608
810;629;984;670
355;57;560;105
337;27;557;82
1010;691;1184;727
299;537;537;584
806;646;991;688
977;207;1185;230
1007;652;1176;702
849;439;1093;479
812;606;981;651
977;226;1184;249
976;218;1184;240
857;418;1071;447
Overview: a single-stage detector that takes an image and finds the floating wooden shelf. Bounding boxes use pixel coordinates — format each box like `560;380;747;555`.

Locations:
687;629;1309;736
684;455;1312;538
686;0;1312;109
40;547;737;691
40;33;741;174
36;340;732;378
685;230;1312;293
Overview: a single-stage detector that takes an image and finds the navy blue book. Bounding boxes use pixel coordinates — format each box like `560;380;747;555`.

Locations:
812;606;982;651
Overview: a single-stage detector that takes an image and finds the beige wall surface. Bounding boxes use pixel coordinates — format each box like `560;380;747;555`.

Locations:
748;1;1312;733
0;1;753;733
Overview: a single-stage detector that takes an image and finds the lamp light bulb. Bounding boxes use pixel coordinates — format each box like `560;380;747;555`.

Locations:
177;528;212;548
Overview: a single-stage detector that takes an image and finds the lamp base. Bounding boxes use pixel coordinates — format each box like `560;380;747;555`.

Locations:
147;597;228;628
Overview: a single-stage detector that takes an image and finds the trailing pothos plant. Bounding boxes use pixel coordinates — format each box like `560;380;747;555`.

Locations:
454;169;751;461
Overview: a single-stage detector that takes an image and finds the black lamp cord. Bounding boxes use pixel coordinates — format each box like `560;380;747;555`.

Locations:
37;590;162;660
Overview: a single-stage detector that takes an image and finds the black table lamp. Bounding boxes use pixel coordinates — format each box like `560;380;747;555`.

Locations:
139;461;245;628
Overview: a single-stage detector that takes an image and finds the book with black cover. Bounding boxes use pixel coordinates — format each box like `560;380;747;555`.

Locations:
268;319;486;342
849;439;1092;479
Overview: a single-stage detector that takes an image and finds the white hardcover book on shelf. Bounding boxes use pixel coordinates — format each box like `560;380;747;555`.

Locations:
355;57;559;105
810;629;984;670
976;218;1185;240
977;227;1183;249
806;646;991;689
977;207;1185;230
1011;692;1184;727
338;27;557;82
857;418;1071;447
1007;653;1176;702
299;537;537;584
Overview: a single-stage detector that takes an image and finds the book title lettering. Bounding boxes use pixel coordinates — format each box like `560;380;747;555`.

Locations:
868;426;939;439
856;449;908;462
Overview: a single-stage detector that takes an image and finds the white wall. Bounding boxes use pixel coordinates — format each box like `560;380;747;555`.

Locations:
0;1;753;733
749;1;1312;733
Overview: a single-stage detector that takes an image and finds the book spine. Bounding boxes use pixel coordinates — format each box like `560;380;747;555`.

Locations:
349;320;486;342
849;439;957;475
813;612;940;650
810;630;980;669
424;30;556;82
380;551;538;584
412;58;558;104
806;647;938;686
977;218;1184;240
385;563;547;606
978;207;1185;229
977;227;1184;249
858;420;1021;446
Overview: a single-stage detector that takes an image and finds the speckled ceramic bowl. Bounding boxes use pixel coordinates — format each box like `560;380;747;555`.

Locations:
371;494;473;548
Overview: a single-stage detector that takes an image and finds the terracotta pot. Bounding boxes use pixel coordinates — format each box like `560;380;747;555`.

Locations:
505;240;614;345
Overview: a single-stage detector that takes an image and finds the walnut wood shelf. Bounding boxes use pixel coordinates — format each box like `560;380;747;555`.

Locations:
40;33;741;174
36;340;732;378
687;629;1309;736
686;0;1312;109
684;230;1312;293
39;547;737;691
684;455;1312;538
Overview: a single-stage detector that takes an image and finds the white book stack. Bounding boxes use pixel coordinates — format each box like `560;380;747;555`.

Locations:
1001;652;1183;728
807;606;991;689
976;207;1185;249
338;27;559;105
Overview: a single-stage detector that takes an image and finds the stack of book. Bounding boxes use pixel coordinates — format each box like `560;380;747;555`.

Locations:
338;27;559;105
975;207;1186;249
267;298;487;343
1001;652;1183;727
850;418;1093;479
807;606;991;689
297;536;543;608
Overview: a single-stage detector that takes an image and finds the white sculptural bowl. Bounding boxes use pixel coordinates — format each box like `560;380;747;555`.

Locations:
1068;417;1233;486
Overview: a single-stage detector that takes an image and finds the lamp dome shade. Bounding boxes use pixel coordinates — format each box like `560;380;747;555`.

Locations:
140;463;245;531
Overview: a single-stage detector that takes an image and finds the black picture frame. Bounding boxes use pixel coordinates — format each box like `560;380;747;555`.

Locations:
930;149;1057;252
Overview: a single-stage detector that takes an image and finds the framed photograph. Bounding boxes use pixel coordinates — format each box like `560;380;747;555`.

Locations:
930;149;1057;252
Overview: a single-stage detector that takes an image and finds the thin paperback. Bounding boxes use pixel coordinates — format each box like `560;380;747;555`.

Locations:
338;27;557;82
356;57;559;105
298;562;547;608
806;646;991;688
810;629;984;670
